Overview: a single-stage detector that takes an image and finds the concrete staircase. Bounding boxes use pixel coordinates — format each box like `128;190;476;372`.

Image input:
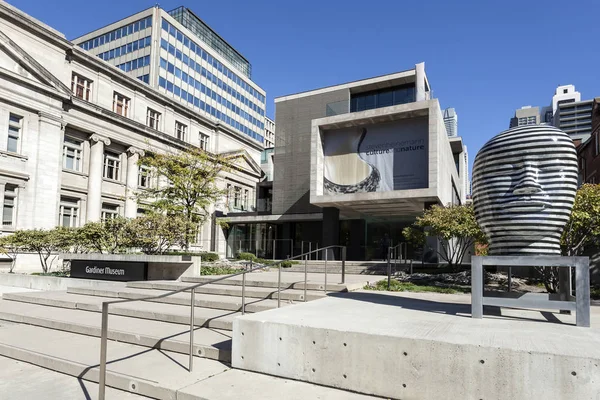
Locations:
283;260;414;274
0;274;377;399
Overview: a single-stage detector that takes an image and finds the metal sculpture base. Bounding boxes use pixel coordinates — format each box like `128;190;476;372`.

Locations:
471;256;591;327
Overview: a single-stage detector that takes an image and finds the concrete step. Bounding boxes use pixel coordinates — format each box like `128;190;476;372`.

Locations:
181;274;348;292
0;324;377;400
0;323;229;399
0;356;150;400
2;291;239;330
67;286;284;313
0;299;232;362
127;280;326;302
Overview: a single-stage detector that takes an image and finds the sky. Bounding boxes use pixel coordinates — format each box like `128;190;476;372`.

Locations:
9;0;600;173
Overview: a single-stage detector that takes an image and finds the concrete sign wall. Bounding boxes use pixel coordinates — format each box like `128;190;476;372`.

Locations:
322;118;428;194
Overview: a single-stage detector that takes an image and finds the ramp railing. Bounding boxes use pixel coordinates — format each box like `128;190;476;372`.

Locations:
97;245;346;399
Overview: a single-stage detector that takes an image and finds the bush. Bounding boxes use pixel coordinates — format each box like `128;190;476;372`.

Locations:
365;279;469;294
201;265;240;275
161;251;219;262
200;252;219;262
237;252;257;261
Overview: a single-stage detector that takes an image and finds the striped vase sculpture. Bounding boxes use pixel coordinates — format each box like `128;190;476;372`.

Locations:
472;125;578;255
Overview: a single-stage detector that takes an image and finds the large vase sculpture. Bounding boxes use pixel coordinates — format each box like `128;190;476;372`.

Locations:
323;127;380;194
471;125;578;255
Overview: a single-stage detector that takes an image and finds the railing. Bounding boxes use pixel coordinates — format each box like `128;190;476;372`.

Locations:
386;243;411;290
97;244;346;399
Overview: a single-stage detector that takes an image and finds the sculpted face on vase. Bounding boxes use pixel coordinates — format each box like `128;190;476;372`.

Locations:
472;125;578;255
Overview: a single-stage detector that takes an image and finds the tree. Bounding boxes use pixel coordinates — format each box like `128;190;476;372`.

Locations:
129;213;191;254
538;184;600;293
138;147;232;249
0;232;26;273
403;204;487;270
14;229;66;273
79;217;134;254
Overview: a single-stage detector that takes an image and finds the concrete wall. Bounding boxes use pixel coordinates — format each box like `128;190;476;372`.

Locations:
0;273;127;291
273;88;349;215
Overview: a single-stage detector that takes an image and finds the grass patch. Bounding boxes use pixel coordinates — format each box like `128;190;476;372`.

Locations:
200;266;241;276
31;271;70;277
364;279;470;294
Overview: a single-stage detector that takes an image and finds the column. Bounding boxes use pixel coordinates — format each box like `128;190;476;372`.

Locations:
415;62;426;102
86;134;110;222
322;207;340;260
125;146;145;219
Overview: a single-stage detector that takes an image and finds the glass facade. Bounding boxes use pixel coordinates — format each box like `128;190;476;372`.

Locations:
79;16;152;51
159;17;265;143
97;36;151;62
116;55;150;73
168;7;252;80
160;20;265;113
350;84;416;113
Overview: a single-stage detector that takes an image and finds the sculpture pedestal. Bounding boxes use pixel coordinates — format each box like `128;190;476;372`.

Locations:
471;256;591;327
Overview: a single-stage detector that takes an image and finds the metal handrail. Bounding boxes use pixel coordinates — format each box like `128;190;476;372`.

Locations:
98;244;346;399
387;243;408;289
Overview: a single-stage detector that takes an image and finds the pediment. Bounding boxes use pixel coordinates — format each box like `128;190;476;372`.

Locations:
0;28;71;96
221;149;262;176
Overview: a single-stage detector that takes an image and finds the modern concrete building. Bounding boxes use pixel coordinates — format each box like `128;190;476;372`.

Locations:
510;84;593;144
0;1;263;258
264;116;275;148
577;98;600;184
72;6;267;156
442;108;457;137
224;63;468;261
509;106;540;128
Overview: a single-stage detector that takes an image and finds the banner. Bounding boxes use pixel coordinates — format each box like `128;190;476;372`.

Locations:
323;118;428;194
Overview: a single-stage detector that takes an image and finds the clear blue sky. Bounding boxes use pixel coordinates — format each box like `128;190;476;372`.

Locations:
10;0;600;172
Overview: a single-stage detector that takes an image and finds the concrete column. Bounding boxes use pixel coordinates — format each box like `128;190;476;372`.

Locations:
348;219;365;261
322;207;340;260
86;134;110;222
125;146;145;219
415;62;426;102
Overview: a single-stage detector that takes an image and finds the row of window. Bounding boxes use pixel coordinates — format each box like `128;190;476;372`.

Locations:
350;85;416;113
158;76;264;143
160;39;265;122
160;57;262;130
161;19;265;105
97;36;151;62
116;55;151;73
145;108;209;148
226;184;250;211
60;197;121;228
137;74;150;84
79;16;153;51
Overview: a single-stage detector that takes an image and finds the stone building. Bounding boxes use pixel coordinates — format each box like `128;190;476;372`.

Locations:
0;2;263;263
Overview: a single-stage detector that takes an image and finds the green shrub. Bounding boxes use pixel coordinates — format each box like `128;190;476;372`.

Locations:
199;252;219;262
364;279;469;294
237;252;257;261
162;251;219;262
201;266;240;275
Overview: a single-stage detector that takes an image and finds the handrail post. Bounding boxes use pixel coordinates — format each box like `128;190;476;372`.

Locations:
387;247;391;290
308;242;312;261
273;239;276;261
98;302;109;400
324;249;328;293
277;259;282;308
242;261;249;315
304;254;308;302
341;246;346;284
189;288;195;372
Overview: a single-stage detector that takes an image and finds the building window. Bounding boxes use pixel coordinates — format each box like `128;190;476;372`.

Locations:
101;203;119;221
113;92;130;117
199;133;209;150
7;114;22;153
146;108;161;130
103;151;121;180
226;183;231;206
63;137;83;171
243;189;248;211
138;166;150;188
3;184;16;227
71;74;92;101
176;121;187;141
59;197;79;227
233;186;241;209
